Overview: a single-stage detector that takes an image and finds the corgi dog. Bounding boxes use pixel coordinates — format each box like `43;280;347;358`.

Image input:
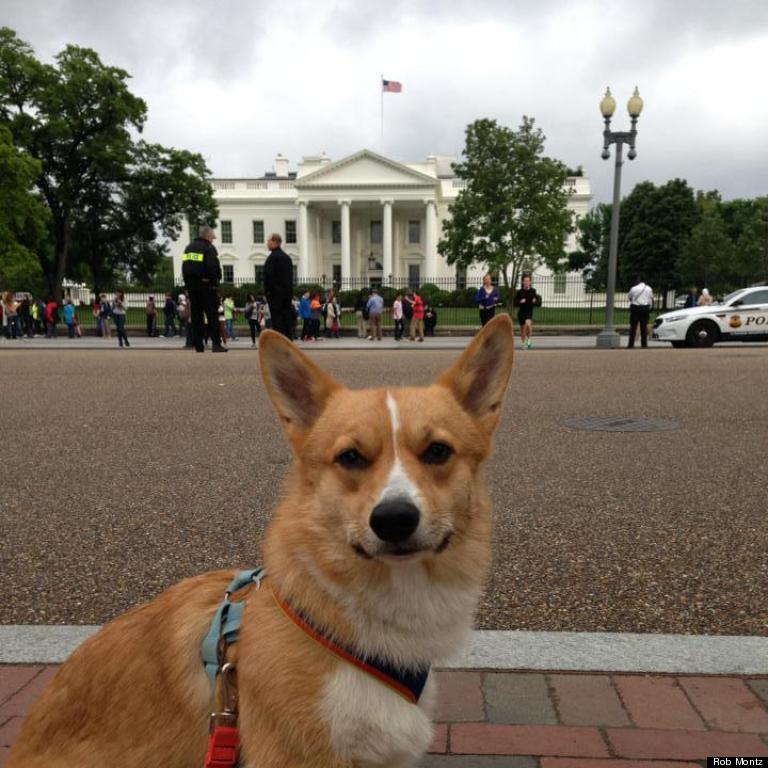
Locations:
9;314;514;768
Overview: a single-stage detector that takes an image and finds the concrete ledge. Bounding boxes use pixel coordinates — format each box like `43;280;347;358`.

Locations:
2;626;767;674
440;630;768;675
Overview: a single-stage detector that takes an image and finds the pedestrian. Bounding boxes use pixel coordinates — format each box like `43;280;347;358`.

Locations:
260;296;271;330
513;274;541;349
2;292;19;339
298;290;312;341
92;299;102;336
36;297;47;335
19;295;31;338
392;293;405;341
63;299;77;339
684;287;699;308
326;292;340;338
177;291;192;347
112;291;130;348
424;304;437;337
354;291;368;338
627;277;654;349
182;224;226;353
163;293;177;337
366;288;384;341
99;294;112;339
145;297;157;337
310;292;323;340
244;293;260;347
223;295;236;341
476;274;501;326
263;233;294;340
217;299;228;346
408;290;425;342
698;288;713;306
45;297;58;338
30;295;41;336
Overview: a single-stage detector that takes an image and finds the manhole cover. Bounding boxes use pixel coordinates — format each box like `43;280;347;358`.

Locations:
563;416;682;432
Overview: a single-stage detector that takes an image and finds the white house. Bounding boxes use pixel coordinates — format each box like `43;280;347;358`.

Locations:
170;149;592;288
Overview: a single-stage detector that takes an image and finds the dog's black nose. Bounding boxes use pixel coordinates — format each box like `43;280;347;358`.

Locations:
369;500;421;543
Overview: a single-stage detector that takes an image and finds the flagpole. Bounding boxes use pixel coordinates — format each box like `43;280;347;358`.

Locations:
380;73;384;152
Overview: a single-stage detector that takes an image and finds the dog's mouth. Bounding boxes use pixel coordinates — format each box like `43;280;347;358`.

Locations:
352;531;453;563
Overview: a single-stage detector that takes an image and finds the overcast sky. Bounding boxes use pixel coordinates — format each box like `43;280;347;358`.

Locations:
4;0;768;204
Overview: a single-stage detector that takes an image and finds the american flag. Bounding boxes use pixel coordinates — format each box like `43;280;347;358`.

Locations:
382;79;402;93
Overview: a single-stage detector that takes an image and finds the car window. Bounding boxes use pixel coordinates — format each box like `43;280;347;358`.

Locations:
723;290;747;304
738;289;768;306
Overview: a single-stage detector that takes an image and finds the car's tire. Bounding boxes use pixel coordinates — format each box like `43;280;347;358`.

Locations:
670;340;686;348
686;320;720;348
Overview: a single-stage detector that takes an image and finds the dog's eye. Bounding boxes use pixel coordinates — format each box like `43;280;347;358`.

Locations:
336;449;370;470
421;442;453;465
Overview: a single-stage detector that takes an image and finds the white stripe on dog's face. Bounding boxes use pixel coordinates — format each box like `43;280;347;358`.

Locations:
379;392;422;508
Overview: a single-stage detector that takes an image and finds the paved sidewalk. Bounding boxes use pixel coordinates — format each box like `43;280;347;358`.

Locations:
0;334;679;351
3;666;768;766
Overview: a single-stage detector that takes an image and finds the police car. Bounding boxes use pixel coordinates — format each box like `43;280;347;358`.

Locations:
653;286;768;347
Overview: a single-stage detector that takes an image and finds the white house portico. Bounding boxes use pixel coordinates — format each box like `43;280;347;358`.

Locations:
170;149;592;287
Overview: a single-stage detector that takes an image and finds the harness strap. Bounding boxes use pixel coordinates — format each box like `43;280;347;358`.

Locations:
201;568;265;687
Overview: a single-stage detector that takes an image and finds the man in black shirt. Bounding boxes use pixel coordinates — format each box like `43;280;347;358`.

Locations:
182;224;227;352
263;233;294;340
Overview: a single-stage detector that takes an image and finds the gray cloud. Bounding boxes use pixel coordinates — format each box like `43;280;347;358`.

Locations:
3;0;768;203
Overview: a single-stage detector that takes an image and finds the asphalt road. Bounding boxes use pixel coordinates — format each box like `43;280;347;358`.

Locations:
1;344;766;635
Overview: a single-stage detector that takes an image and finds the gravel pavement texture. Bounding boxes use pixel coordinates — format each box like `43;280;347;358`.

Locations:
1;346;766;634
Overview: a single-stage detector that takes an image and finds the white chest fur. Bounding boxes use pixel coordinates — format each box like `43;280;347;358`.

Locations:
320;663;436;767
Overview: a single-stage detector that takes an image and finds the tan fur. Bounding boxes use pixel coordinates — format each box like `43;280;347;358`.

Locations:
9;315;514;768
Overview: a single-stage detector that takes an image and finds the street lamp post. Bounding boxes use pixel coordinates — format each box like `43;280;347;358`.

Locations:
596;87;644;348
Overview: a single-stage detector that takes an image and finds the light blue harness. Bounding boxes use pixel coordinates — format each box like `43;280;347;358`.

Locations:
200;568;265;687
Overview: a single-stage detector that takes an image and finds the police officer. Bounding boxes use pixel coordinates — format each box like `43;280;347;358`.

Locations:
263;233;294;340
182;224;227;353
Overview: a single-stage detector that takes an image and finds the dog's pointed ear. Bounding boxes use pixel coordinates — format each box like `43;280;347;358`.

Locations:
259;330;342;448
435;314;514;434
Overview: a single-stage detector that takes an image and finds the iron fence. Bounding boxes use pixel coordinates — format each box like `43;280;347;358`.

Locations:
27;274;766;332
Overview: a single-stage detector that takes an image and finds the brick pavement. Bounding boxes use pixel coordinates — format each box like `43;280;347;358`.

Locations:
3;667;768;766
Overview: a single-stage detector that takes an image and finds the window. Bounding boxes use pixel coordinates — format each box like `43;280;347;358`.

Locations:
222;265;234;283
408;264;420;289
739;289;768;306
254;265;264;286
455;265;467;290
252;220;264;244
220;220;233;244
554;273;567;294
292;266;298;284
370;220;382;245
408;220;421;244
332;264;342;285
285;220;297;244
369;277;383;289
332;220;341;244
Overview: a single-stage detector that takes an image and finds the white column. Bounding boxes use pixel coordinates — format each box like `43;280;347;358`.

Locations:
298;200;310;280
340;199;351;288
382;199;393;285
425;199;438;279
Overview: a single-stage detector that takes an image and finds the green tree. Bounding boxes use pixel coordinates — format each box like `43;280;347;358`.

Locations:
675;192;736;292
438;117;573;291
719;197;768;282
617;178;699;291
0;28;217;299
568;203;611;287
0;125;48;291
